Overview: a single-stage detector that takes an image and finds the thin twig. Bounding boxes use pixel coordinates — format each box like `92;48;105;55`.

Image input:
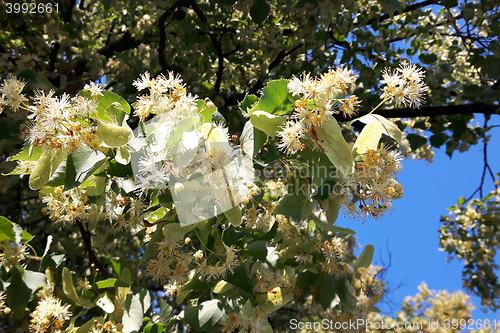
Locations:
0;195;39;207
75;219;112;278
355;0;440;27
188;0;225;93
465;117;498;201
158;1;183;73
18;215;49;227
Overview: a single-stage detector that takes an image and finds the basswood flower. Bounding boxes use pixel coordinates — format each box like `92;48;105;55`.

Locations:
277;121;304;155
29;296;72;333
0;75;27;112
380;61;428;108
83;82;105;97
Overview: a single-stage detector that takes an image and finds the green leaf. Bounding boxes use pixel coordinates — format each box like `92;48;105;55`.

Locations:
352;121;383;155
166;117;199;146
429;133;449;148
144;324;165;333
0;216;16;242
96;278;118;289
457;196;466;205
311;212;356;235
419;53;438;64
314;273;341;310
226;265;254;293
249;79;293;116
324;197;341;225
0;217;33;244
106;159;133;177
239;94;259;116
120;267;133;285
224;205;243;227
80;90;130;125
241;120;267;158
158;299;174;327
123;293;144;333
62;267;81;305
46;160;67;187
314;118;354;175
367;305;382;313
184;299;225;330
245;240;268;262
250;110;286;137
36;72;54;90
42;235;53;258
302;197;315;218
115;146;131;165
252;222;278;241
481;56;500;78
138;288;152;314
59;74;67;90
257;287;294;313
76;317;104;333
406;133;428;151
23;270;47;297
274;193;306;217
162;222;196;241
353;244;375;269
142;224;165;261
312;179;337;201
64;146;107;190
7;143;42;162
250;0;270;24
484;191;496;201
213;280;234;294
196;99;218;124
198;299;224;327
7;266;32;309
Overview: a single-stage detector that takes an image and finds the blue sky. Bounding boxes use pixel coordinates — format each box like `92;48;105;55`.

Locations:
349;114;500;321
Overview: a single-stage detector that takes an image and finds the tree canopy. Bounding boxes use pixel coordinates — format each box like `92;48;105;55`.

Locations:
0;0;499;332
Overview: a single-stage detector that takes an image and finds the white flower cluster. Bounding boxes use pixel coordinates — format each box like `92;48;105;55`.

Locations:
146;234;239;295
279;67;359;155
0;75;27;113
380;61;429;108
0;240;28;270
29;295;72;333
131;72;255;226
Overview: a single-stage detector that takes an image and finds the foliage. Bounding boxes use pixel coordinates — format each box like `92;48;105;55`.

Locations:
440;177;500;311
295;282;498;333
0;64;410;331
0;0;499;332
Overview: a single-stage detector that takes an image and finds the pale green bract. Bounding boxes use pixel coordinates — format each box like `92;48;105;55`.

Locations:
314;117;355;175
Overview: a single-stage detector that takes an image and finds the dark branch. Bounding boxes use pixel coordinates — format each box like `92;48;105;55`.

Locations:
225;43;305;105
268;43;304;72
97;31;141;59
0;195;39;206
75;219;112;278
466;117;498;201
492;78;500;90
49;42;60;72
18;215;49;227
158;2;183;73
105;19;117;47
356;0;441;27
63;0;76;24
188;0;226;93
334;103;500;122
